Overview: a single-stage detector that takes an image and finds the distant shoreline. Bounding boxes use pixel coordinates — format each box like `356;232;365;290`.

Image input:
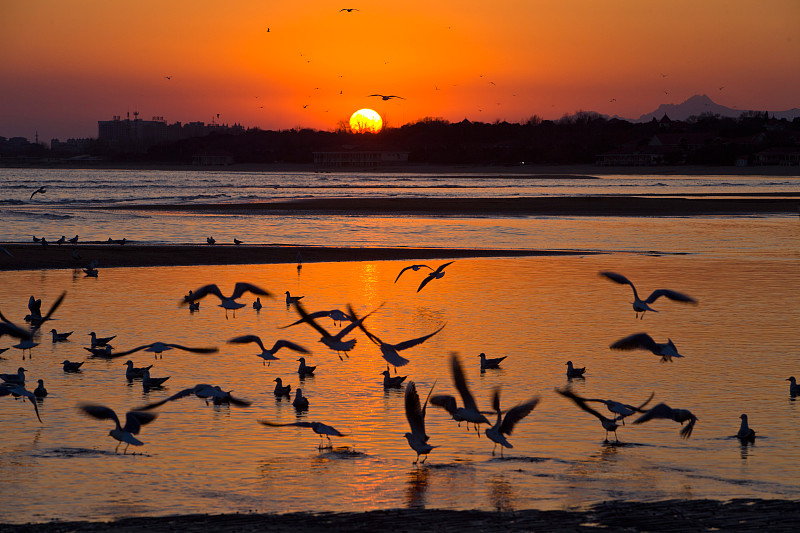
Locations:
2;498;799;532
3;161;800;177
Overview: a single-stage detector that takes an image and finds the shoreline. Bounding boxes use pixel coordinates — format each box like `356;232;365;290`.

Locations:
0;244;589;272
3;499;799;532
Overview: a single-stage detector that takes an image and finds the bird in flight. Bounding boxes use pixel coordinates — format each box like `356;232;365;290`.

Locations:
599;271;697;319
369;94;405;101
339;8;359;12
164;76;172;80
30;186;47;200
417;261;454;292
394;264;432;283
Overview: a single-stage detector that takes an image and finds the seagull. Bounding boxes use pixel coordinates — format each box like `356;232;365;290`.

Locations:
339;8;359;12
610;333;684;362
83;265;98;277
297;357;316;376
253;297;262;311
737;413;756;443
188;301;200;312
207;236;216;245
479;352;506;371
273;377;291;397
351;305;445;368
258;420;346;449
78;403;158;453
556;388;623;443
84;345;115;358
394;264;432;283
565;360;586;379
283;309;353;328
181;282;272;318
404;381;437;464
50;329;73;342
599;271;698;319
89;332;116;347
583;392;655;425
56;236;66;245
430;353;491;432
285;291;304;305
382;368;407;388
1;293;65;340
33;379;48;398
284;300;372;356
227;335;309;365
123;360;153;379
292;388;309;410
30;186;47;200
369;94;405;101
62;360;84;372
633;402;698;439
485;389;540;456
68;235;79;244
0;367;27;386
233;238;243;245
1;383;42;422
136;383;251;410
417;261;454;292
787;376;800;396
13;338;39;358
141;368;170;389
26;295;42;324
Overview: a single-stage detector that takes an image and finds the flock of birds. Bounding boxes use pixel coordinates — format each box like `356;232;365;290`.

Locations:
1;261;790;463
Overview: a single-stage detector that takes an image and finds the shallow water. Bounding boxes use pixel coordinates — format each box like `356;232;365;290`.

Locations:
1;251;799;523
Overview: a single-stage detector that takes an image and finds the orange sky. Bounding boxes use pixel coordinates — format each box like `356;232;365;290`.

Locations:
2;0;799;141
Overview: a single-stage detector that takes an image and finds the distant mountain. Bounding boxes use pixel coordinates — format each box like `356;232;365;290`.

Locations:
635;94;800;122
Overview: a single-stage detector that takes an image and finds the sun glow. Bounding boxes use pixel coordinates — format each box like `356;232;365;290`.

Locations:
349;108;383;133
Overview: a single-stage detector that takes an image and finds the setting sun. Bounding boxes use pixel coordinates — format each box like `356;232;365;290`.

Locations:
349;108;383;133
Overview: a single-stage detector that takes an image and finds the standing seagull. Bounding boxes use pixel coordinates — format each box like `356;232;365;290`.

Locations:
404;381;437;464
181;282;272;318
633;402;698;439
737;413;756;443
417;261;454;292
556;388;623;443
394;264;432;283
565;360;586;379
30;186;47;200
599;271;697;319
227;335;309;365
78;403;158;453
485;389;540;456
259;420;346;449
350;304;445;368
610;333;684;362
430;353;491;432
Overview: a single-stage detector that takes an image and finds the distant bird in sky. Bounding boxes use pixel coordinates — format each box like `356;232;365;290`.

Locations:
78;403;158;453
565;360;586;379
485;389;540;456
227;335;309;365
599;271;697;319
431;353;491;431
633;402;698;439
479;352;506;371
394;264;432;283
30;186;47;200
404;380;437;464
259;420;346;449
417;261;454;292
737;413;756;443
339;8;359;12
350;304;444;368
556;388;622;443
610;333;684;362
181;282;272;318
369;94;405;101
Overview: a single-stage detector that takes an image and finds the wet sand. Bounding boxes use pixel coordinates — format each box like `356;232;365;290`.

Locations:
3;499;799;532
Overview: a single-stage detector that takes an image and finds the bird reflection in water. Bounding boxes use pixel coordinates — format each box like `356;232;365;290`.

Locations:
488;475;516;512
405;467;429;509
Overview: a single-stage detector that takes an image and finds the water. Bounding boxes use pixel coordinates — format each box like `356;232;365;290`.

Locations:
0;169;799;523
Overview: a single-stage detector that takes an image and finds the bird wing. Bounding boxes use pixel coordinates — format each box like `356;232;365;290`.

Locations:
451;353;479;411
599;271;638;299
7;385;42;423
405;381;425;436
0;316;32;340
634;391;656;412
632;403;676;424
679;416;697;439
433;261;454;274
258;420;313;429
124;411;158;434
133;387;202;410
416;272;436;293
272;339;310;354
645;289;697;305
500;397;540;436
393;323;446;352
228;335;265;350
161;343;218;354
430;394;458;416
341;303;384;339
230;282;272;300
182;284;224;304
107;345;149;357
79;403;121;428
348;305;382;346
381;349;410;368
609;333;658;353
291;301;333;338
281;311;332;328
30;291;66;335
556;388;607;422
394;265;414;283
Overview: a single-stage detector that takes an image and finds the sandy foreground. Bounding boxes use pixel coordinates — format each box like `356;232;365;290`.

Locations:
3;499;800;532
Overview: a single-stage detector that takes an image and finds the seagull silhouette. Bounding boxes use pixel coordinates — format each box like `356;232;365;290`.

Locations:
111;341;218;360
285;300;376;356
417;261;454;292
259;420;346;449
600;271;697;319
181;282;272;318
1;383;42;422
485;388;540;456
394;264;432;283
404;380;437;464
369;94;405;101
339;8;359;12
737;413;756;443
227;335;309;365
431;353;491;432
29;186;47;200
557;388;623;443
78;403;158;453
135;383;251;410
633;402;698;439
610;333;684;362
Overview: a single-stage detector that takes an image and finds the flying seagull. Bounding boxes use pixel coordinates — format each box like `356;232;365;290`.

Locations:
394;264;432;283
556;388;624;443
181;282;272;318
404;380;437;464
135;383;251;410
485;389;540;456
417;261;454;292
610;333;685;362
78;403;158;453
339;8;359;12
599;271;697;319
633;402;698;439
431;353;491;432
284;300;375;356
110;341;218;360
369;94;405;101
227;335;309;365
259;420;346;449
1;383;42;422
30;186;47;200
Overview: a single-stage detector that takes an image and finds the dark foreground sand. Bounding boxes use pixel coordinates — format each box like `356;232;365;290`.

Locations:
3;499;800;532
